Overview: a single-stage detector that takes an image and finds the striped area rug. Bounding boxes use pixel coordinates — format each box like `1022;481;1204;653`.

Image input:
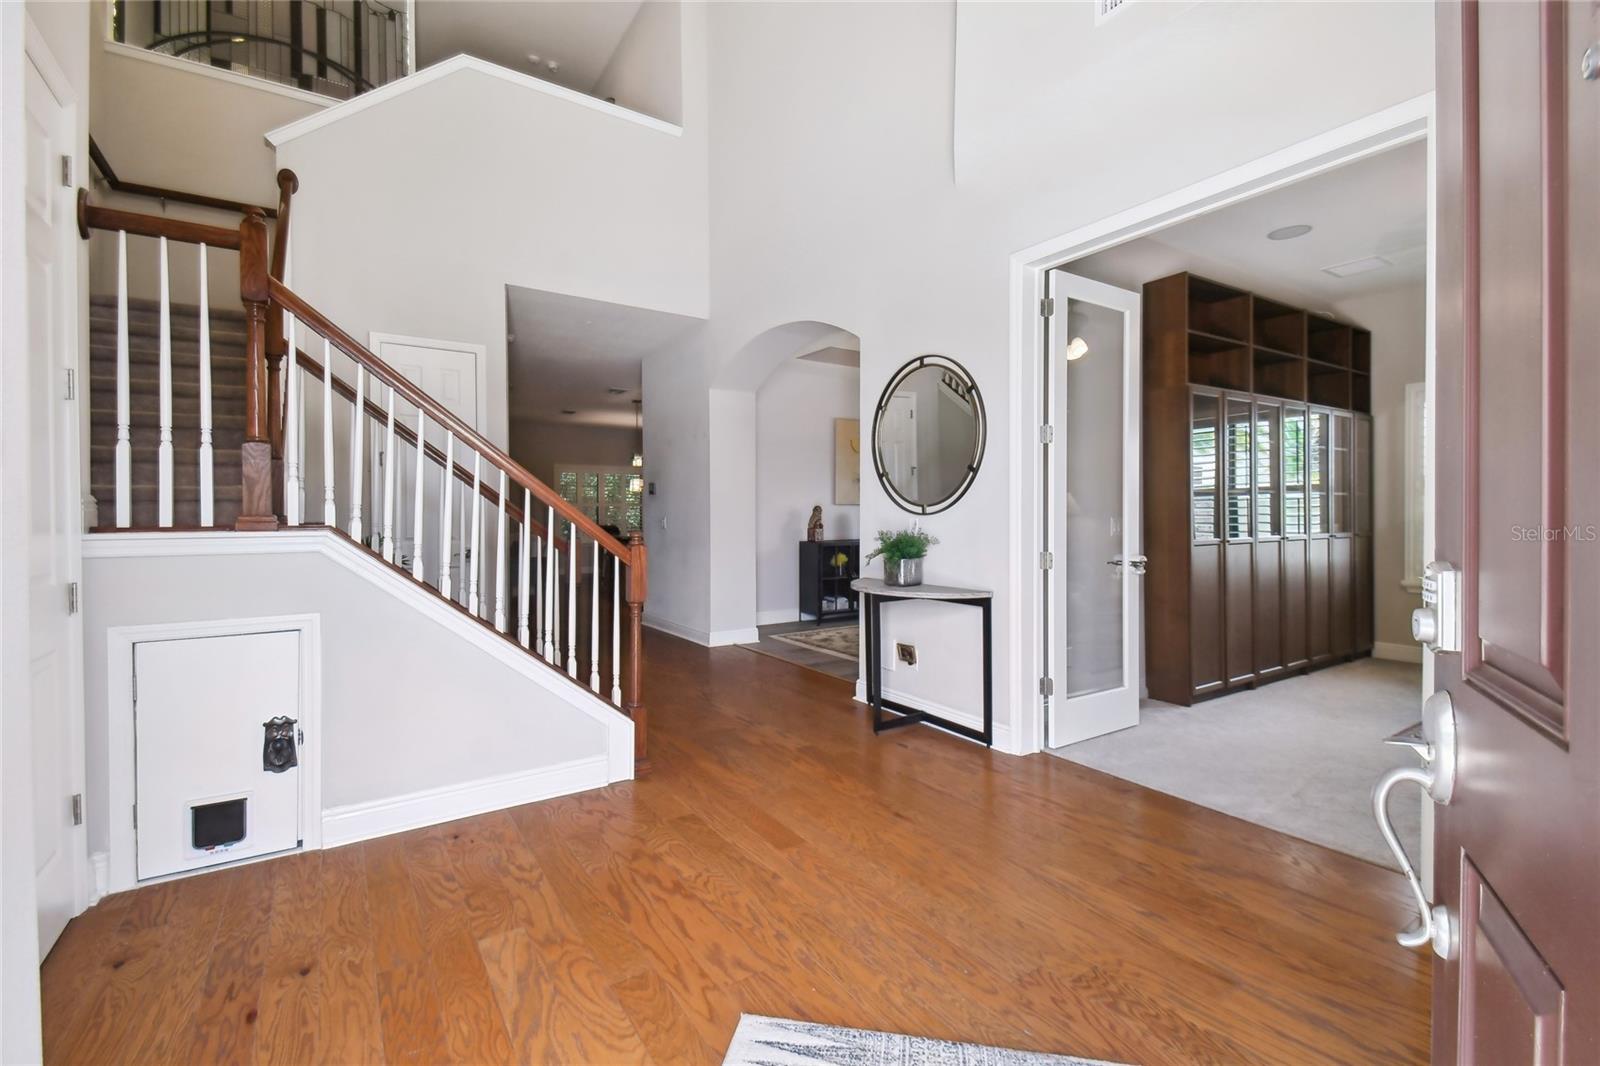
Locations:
724;1015;1125;1065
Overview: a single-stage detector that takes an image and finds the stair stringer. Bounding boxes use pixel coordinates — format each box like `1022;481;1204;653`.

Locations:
82;529;633;860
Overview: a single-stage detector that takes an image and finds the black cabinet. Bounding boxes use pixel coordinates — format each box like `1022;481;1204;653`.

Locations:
799;539;860;624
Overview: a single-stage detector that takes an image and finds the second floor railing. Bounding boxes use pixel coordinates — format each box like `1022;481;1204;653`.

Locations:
113;0;409;99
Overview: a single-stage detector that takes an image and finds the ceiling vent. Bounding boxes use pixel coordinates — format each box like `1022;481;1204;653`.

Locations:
1096;0;1131;25
1323;255;1392;279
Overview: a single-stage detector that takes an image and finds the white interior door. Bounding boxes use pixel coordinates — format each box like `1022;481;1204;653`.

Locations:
1047;271;1142;748
134;631;302;880
880;392;918;499
368;333;483;584
25;43;85;958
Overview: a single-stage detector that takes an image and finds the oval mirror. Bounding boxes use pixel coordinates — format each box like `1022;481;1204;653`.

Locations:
871;355;986;515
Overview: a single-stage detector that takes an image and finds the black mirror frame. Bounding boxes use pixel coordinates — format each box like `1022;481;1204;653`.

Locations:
870;354;987;516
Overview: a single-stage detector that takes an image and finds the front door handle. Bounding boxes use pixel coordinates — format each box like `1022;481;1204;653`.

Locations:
1372;690;1458;959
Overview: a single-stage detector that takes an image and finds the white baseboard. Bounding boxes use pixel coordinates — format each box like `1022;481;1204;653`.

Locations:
757;608;799;626
641;613;758;647
88;851;109;905
851;679;1013;753
1373;641;1424;664
322;755;609;849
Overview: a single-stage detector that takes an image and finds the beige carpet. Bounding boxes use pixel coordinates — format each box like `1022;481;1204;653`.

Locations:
770;625;859;662
1048;658;1423;869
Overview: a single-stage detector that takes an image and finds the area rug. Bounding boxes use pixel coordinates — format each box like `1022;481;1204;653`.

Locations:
770;624;859;662
724;1015;1122;1066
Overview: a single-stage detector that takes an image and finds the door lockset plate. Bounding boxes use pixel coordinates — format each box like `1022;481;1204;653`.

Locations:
1412;561;1462;653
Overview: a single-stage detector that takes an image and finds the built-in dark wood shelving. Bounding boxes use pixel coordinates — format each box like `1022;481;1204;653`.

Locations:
1142;272;1373;706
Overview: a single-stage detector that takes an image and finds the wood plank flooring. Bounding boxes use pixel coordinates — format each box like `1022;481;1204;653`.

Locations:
41;630;1430;1064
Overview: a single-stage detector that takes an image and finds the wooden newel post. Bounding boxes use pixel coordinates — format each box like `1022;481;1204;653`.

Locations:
264;169;298;520
236;210;278;531
625;532;649;770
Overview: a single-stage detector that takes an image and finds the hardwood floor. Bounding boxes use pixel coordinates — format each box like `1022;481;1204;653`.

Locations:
42;630;1430;1064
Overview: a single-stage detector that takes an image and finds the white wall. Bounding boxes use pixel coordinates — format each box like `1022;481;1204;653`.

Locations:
81;534;623;859
274;35;710;453
755;360;860;624
510;419;641;486
1334;282;1427;651
642;1;1433;750
592;1;682;125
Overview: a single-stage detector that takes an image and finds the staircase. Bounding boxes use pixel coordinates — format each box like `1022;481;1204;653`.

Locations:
77;175;649;767
88;295;246;528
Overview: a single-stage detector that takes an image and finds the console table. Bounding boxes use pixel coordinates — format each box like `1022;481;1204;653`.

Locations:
851;578;993;746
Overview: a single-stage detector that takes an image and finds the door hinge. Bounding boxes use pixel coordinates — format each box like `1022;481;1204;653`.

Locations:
67;582;79;615
60;155;72;187
1039;424;1054;444
71;793;83;826
1039;676;1055;697
1039;551;1054;570
65;368;76;401
1040;296;1056;317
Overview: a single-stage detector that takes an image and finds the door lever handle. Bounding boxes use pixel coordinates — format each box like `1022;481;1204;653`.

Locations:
1372;690;1458;959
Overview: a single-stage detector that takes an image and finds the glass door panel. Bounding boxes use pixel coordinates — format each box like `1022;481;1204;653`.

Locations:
1255;402;1282;537
1191;392;1219;540
1225;397;1253;539
1331;413;1352;534
1309;410;1331;534
1284;405;1307;536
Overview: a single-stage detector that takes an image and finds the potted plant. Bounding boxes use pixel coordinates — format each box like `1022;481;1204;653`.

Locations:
865;528;938;587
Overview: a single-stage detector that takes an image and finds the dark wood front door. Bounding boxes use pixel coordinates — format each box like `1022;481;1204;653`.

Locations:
1433;1;1599;1060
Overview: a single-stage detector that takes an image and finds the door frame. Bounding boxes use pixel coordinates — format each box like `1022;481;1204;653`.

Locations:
368;331;489;431
1005;93;1438;758
103;614;322;895
21;14;90;929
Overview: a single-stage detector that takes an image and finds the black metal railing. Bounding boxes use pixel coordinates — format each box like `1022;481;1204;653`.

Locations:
114;0;407;99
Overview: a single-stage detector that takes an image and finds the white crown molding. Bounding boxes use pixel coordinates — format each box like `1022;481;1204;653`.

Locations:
83;529;634;780
265;53;682;148
322;755;609;848
102;40;333;109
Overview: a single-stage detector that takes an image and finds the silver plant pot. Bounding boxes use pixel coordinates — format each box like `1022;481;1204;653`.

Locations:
884;557;923;587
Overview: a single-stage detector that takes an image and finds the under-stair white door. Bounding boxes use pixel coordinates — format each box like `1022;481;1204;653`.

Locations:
24;37;86;960
134;631;302;880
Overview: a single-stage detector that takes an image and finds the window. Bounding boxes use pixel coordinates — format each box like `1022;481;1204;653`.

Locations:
554;465;642;538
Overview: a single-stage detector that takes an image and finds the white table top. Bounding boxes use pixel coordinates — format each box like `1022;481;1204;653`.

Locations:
851;578;993;600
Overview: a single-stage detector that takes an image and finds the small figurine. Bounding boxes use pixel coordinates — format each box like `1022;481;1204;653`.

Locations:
807;505;824;542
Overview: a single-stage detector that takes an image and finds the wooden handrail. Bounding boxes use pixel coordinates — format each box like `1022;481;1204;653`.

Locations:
269;278;634;561
89;136;277;219
269;170;298;284
77;189;241;248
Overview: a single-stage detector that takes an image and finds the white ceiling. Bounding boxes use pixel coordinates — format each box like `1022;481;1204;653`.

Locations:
505;285;701;429
1071;140;1428;312
414;1;643;94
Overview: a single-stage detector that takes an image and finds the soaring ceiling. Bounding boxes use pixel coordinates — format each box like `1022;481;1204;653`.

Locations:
414;1;643;94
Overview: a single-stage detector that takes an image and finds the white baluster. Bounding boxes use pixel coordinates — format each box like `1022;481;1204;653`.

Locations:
439;433;454;600
156;237;174;527
283;312;299;527
411;409;426;580
349;364;365;542
533;533;544;654
381;385;397;561
590;540;601;693
517;488;532;648
611;554;622;705
468;453;482;616
197;244;214;527
544;505;557;663
494;469;508;632
114;232;131;528
567;528;578;678
322;338;335;525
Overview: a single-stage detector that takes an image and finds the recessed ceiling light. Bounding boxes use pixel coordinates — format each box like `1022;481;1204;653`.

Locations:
606;387;628;396
231;36;247;43
1323;255;1392;278
560;408;577;416
1267;224;1313;241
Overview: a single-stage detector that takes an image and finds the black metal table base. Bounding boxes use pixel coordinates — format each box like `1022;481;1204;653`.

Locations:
861;590;993;747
